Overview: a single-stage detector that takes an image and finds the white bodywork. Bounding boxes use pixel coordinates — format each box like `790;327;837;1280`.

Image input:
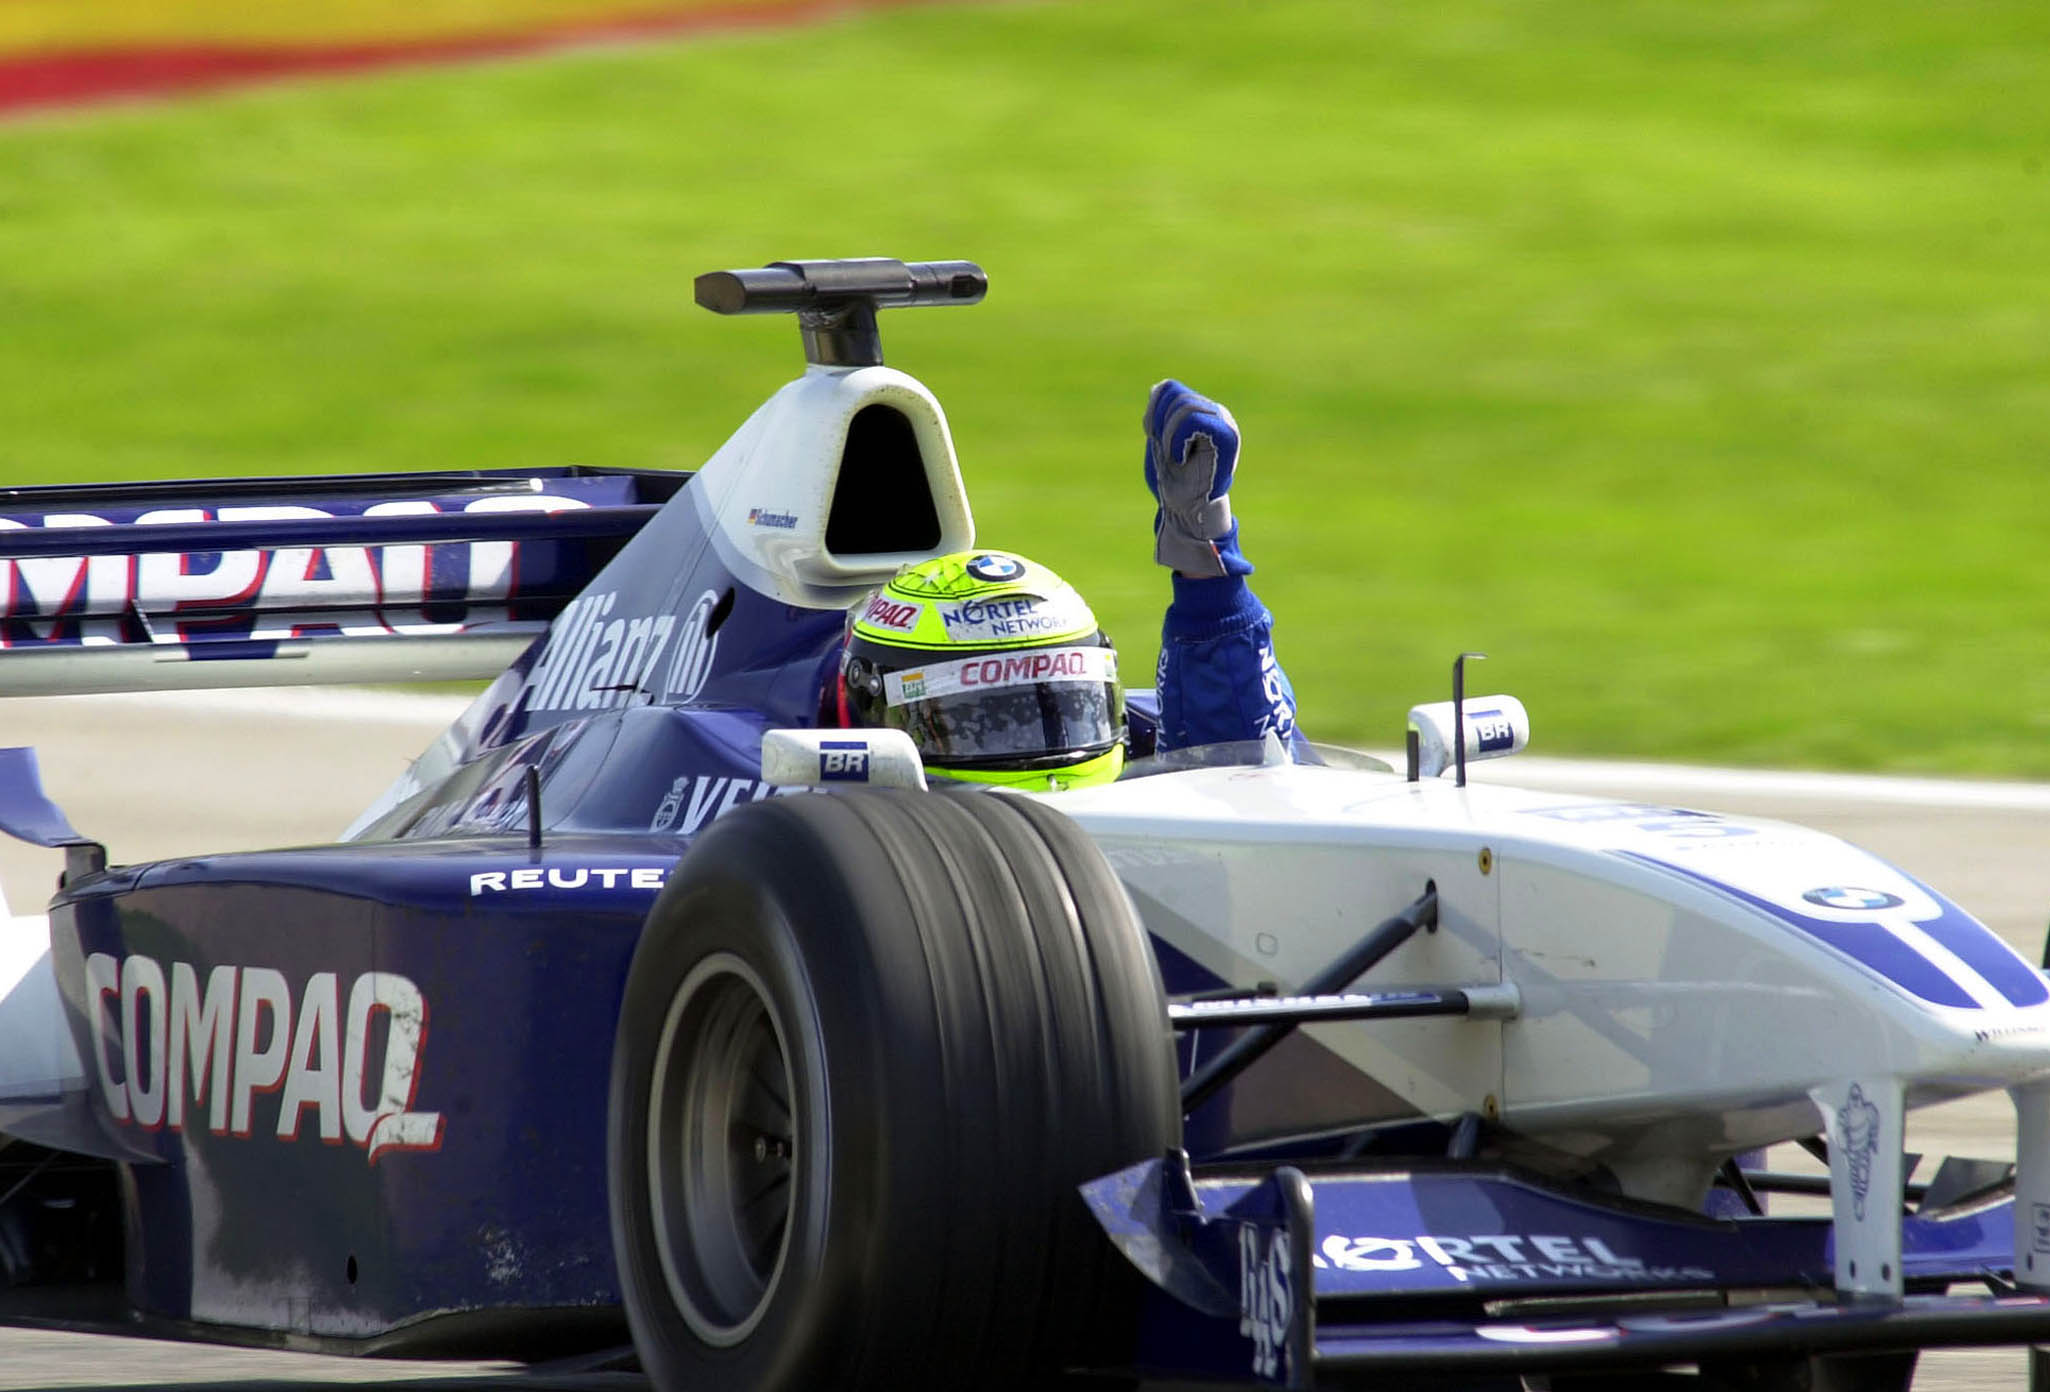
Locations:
1045;758;2050;1223
686;363;974;609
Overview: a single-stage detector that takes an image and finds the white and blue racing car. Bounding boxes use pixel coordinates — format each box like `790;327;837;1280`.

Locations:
0;259;2047;1392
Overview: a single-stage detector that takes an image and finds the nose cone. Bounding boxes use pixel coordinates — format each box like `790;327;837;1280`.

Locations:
1616;846;2047;1016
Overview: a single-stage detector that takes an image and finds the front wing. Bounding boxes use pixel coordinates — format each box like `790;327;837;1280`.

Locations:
1083;1152;2050;1387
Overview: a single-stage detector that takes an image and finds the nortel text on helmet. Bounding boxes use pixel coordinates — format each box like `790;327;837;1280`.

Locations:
937;596;1064;641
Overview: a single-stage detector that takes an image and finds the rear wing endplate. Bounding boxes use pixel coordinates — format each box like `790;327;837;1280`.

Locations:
0;466;679;695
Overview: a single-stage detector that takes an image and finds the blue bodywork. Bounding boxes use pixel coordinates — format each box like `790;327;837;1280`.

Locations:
1;462;814;1348
59;837;667;1343
6;455;1171;1353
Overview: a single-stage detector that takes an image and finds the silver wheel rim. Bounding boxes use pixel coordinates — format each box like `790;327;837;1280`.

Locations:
647;953;796;1347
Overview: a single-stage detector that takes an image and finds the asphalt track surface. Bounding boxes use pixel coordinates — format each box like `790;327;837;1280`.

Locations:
2;688;2048;1390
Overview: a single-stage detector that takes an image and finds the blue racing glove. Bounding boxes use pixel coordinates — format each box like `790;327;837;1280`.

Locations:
1144;379;1300;750
1144;379;1254;579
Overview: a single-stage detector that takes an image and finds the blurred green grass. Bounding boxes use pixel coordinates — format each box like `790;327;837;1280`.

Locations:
2;0;2047;773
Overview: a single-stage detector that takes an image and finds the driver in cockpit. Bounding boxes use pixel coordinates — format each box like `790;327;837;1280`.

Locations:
823;380;1299;791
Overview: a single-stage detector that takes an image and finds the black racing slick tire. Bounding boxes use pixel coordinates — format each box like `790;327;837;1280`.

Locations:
607;786;1180;1392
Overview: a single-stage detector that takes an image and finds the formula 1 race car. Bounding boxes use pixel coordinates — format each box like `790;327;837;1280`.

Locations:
3;258;2050;1392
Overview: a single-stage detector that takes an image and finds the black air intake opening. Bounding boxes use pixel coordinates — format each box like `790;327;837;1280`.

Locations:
825;405;942;555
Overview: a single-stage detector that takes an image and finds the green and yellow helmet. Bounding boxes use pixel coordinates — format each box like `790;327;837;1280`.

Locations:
839;551;1125;791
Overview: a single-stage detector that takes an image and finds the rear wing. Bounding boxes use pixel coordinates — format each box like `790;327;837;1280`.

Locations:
0;466;680;696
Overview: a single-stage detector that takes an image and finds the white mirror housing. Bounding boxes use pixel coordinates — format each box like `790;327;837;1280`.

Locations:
761;728;928;791
1407;694;1530;779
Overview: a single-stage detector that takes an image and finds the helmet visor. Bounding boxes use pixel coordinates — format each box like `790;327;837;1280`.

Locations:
879;646;1121;767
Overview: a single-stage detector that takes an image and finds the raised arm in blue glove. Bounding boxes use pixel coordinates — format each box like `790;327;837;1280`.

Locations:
1146;379;1252;579
1143;380;1300;751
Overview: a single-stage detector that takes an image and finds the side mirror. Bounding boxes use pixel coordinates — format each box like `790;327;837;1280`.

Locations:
1407;695;1530;780
761;728;928;791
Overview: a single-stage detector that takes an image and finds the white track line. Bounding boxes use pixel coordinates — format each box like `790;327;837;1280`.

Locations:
1462;755;2050;812
32;687;2050;813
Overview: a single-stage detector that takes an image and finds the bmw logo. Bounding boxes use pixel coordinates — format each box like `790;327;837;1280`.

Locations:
966;553;1025;582
1802;886;1904;911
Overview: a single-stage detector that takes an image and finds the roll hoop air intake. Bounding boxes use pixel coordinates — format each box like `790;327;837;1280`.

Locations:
693;258;988;368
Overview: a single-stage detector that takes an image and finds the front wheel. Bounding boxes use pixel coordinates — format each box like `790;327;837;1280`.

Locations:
608;787;1178;1391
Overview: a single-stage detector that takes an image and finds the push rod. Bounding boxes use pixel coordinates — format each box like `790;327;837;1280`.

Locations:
1169;985;1518;1031
1735;1170;1929;1203
1180;884;1438;1115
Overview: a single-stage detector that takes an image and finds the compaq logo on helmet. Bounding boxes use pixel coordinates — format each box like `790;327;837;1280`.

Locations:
860;595;922;633
965;553;1024;582
962;649;1093;686
883;646;1114;706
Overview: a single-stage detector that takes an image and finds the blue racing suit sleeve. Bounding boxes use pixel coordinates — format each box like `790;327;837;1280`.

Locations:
1155;572;1298;752
1143;378;1301;753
